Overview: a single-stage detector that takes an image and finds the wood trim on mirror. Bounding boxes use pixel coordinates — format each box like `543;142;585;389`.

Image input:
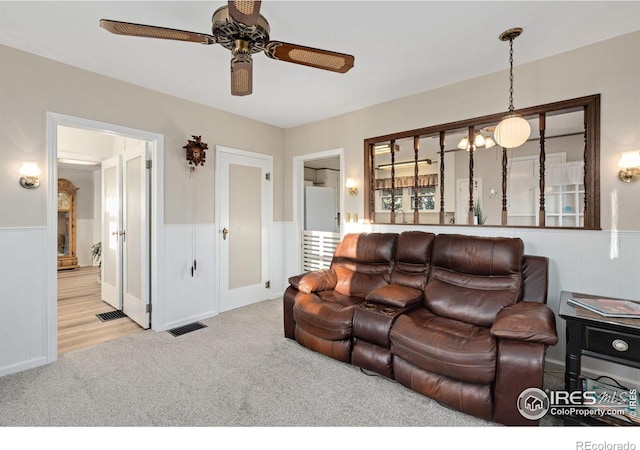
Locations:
364;94;600;229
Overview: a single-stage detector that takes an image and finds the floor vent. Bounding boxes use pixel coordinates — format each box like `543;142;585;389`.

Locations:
96;310;128;322
167;322;207;337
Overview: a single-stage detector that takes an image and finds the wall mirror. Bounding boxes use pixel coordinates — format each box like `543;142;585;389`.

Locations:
364;94;600;229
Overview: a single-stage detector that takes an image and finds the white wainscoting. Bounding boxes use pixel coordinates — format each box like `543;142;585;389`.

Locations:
0;227;49;377
283;222;640;388
0;221;288;377
162;221;286;330
269;221;286;299
163;223;217;330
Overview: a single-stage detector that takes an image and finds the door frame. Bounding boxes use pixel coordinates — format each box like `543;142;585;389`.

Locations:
46;112;165;363
214;145;273;314
292;148;344;272
455;177;482;226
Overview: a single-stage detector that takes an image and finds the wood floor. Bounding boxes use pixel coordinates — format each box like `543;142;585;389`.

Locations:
57;266;144;354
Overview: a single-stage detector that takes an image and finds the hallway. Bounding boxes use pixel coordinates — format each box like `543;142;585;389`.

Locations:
57;266;143;354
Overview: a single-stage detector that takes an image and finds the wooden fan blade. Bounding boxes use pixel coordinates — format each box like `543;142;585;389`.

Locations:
228;1;262;27
264;41;354;73
100;19;216;45
231;55;253;96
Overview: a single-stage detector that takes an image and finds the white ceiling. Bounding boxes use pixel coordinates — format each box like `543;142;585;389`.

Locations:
2;1;640;129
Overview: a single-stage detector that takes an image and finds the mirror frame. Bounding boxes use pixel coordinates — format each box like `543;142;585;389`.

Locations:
364;94;600;229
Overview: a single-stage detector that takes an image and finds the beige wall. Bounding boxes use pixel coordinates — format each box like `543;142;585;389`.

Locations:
0;44;285;227
283;30;640;231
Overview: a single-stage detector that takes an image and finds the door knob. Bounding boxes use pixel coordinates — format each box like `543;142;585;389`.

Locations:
222;228;229;240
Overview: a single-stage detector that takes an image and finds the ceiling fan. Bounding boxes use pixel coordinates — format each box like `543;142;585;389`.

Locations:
100;1;355;96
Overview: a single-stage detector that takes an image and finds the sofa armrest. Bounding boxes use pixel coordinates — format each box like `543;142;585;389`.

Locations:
288;269;337;293
491;301;558;345
365;284;423;308
522;255;549;304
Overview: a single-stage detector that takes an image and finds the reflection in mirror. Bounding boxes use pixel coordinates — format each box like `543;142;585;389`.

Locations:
365;95;599;229
58;211;69;256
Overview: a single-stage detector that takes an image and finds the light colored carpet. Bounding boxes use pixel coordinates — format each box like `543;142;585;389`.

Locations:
0;297;562;428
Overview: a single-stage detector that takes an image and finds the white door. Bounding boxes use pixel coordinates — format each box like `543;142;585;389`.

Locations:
507;158;537;226
456;178;482;225
304;185;338;232
101;154;121;309
508;153;566;226
216;147;272;313
101;145;151;328
121;145;150;328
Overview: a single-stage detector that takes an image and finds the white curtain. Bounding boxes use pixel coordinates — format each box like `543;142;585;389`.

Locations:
545;161;584;186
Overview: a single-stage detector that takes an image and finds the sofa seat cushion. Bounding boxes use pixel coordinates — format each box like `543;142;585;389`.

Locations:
293;291;364;341
390;308;497;385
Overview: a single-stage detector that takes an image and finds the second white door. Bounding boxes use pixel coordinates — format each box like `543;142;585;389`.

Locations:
216;147;272;313
101;143;151;328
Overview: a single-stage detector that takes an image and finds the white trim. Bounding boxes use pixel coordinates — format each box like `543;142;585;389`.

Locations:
292;148;344;273
46;113;165;365
46;114;58;362
0;226;47;232
214;146;273;314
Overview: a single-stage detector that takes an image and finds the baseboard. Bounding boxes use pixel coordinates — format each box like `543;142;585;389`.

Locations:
270;291;284;300
545;357;564;373
0;356;48;378
161;310;218;332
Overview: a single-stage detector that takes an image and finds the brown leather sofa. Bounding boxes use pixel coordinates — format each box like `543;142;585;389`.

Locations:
283;231;558;426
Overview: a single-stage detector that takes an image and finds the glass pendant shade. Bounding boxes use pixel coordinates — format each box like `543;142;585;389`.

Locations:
494;114;531;148
457;133;495;151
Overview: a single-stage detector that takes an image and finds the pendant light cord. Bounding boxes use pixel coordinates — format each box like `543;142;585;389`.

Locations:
508;37;515;113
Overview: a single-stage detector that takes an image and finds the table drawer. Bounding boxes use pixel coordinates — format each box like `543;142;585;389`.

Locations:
584;326;640;363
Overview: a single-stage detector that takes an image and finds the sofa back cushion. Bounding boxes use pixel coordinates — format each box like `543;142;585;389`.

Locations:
332;233;397;297
424;234;524;327
390;231;436;289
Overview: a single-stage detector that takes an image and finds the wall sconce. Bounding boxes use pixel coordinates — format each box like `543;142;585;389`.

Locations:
618;151;640;183
346;178;358;196
19;162;41;189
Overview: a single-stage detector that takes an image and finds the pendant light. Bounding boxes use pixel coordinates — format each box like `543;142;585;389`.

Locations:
494;28;530;149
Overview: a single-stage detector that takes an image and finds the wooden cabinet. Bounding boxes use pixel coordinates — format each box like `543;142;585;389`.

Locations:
57;178;79;270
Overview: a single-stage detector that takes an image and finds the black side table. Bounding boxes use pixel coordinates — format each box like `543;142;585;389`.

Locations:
559;291;640;425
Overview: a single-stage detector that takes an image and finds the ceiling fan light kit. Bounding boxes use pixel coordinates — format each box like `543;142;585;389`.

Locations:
100;1;354;96
494;27;531;149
